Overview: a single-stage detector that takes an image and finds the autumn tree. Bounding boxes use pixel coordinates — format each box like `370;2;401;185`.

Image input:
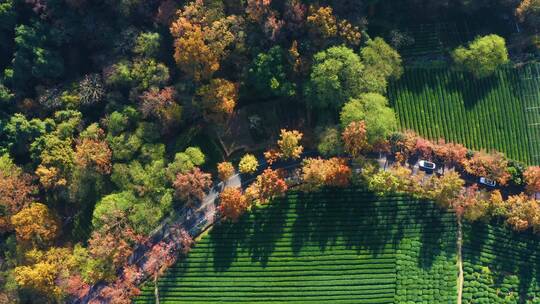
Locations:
74;138;113;175
277;129;303;160
0;154;36;232
366;164;414;196
524;166;540;194
86;194;146;283
338;20;361;46
283;0;307;35
239;154;259;174
462;151;510;185
452;34;509;78
143;242;177;303
139;87;182;132
195;78;238;123
252;168;288;204
246;0;271;23
517;0;540;29
306;6;337;45
301;157;351;191
173;167;212;203
425;171;465;209
217;161;235;181
11;203;60;248
342;121;369;158
432;139;468;167
170;1;244;81
457;185;491;222
97;266;143;304
14;247;77;301
219;187;249;222
506;193;540;232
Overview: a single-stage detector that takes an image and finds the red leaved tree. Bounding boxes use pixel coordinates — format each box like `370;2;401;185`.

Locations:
144;242;177;304
173;167;212;204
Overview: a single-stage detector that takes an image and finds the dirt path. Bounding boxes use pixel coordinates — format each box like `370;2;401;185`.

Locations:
457;216;464;304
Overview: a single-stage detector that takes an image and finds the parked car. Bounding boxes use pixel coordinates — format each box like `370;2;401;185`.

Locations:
418;160;436;171
479;177;496;187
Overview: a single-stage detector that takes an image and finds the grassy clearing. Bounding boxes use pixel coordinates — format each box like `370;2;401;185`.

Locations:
135;188;457;304
462;222;540;303
389;65;539;164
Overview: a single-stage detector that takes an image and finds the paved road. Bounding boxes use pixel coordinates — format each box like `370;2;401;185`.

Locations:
73;174;241;304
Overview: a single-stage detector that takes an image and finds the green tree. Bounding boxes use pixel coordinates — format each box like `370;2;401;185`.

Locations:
452;34;509;78
2;114;52;157
248;46;296;98
11;22;64;89
360;37;403;93
0;0;16;59
340;93;397;144
165;147;206;181
317;126;343;157
133;32;161;58
305;46;365;110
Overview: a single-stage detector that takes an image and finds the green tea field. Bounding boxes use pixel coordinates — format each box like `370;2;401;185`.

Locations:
389;64;540;165
135;189;457;304
462;222;540;303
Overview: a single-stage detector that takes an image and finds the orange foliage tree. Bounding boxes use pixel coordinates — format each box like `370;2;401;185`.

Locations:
75;138;113;175
170;1;244;81
195;78;238;123
0;159;36;232
524;166;540;194
306;5;337;43
301;157;351;191
253;168;288;204
506;193;540;232
217;161;235;181
219;187;250;222
342;121;368;158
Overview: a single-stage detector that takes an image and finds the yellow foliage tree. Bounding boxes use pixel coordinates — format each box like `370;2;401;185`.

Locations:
238;154;259;174
14;247;77;301
307;6;337;42
11;202;60;247
277;129;303;160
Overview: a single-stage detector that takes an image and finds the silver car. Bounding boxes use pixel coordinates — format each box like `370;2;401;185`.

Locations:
479;177;496;187
418;160;436;171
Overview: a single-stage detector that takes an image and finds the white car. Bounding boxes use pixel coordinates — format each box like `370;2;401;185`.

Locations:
479;177;496;187
418;160;436;171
